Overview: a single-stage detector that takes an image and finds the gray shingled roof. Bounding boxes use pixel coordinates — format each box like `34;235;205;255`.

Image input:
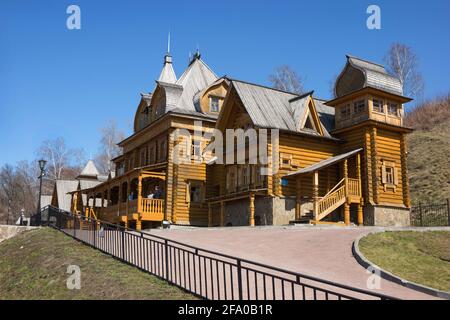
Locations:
54;180;78;211
335;55;403;97
285;148;363;176
78;160;99;178
230;80;335;137
158;54;177;83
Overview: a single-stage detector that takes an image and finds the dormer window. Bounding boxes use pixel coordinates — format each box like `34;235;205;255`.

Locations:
353;100;365;114
388;103;398;116
210;96;220;113
373;99;384;113
340;104;351;119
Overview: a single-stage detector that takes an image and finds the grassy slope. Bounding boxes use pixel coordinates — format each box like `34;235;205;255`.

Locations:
359;231;450;292
407;120;450;204
405;95;450;204
0;228;195;300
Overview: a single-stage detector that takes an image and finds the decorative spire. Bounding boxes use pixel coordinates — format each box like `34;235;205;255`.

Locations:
158;34;177;83
167;32;171;54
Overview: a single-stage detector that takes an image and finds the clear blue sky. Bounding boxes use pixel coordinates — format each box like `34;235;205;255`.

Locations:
1;0;449;167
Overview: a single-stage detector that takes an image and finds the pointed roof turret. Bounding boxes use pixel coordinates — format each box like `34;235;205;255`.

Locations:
77;159;99;180
158;53;177;84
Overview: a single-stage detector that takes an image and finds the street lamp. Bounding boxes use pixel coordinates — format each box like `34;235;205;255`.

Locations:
36;159;47;223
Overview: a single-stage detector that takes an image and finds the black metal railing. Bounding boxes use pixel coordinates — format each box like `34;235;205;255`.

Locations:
410;200;450;227
39;205;396;300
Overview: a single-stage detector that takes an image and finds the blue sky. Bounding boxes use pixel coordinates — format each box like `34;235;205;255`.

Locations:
1;0;449;167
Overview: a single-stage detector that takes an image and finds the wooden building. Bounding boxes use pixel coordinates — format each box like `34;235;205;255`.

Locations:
207;55;412;227
69;54;412;228
70;52;229;230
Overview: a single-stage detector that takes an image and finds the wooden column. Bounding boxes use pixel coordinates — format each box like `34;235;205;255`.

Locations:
220;201;225;227
400;133;411;207
356;153;364;226
208;203;212;227
357;204;363;226
126;178;130;215
313;171;319;220
295;177;302;220
117;182;122;215
136;219;142;231
370;127;379;204
344;203;350;226
343;159;348;195
249;193;255;227
137;175;143;213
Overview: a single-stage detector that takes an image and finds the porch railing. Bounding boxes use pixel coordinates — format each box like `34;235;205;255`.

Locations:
347;178;360;196
38;205;397;300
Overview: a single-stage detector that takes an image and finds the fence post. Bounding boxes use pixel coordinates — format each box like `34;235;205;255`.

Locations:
419;202;423;226
93;220;96;247
447;199;450;227
237;259;243;300
121;229;125;261
165;239;169;282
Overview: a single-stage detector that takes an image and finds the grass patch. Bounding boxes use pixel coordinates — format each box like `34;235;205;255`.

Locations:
359;231;450;292
0;228;196;300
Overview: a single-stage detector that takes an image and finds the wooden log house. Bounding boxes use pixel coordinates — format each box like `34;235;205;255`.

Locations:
69;54;412;229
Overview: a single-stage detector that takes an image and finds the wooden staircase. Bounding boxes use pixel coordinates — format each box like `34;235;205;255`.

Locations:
314;179;347;222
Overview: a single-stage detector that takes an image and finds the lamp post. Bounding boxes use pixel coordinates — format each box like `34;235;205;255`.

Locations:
36;159;47;224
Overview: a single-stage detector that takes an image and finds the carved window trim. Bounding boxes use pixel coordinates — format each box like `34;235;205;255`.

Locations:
381;160;399;192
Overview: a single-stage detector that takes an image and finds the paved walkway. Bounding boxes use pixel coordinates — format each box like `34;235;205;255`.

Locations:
149;225;447;300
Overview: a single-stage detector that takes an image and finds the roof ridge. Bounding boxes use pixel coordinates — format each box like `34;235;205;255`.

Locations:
229;77;305;96
346;54;385;69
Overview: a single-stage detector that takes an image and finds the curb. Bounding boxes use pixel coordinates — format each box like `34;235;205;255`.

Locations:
352;231;450;300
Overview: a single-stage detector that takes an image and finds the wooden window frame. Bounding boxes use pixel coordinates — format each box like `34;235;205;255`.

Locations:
280;153;292;169
340;104;351;120
209;96;220;113
381;160;399;192
387;102;399;117
372;98;385;114
353;99;365;114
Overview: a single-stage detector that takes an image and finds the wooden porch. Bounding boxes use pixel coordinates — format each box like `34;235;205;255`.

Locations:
286;148;364;226
69;165;167;230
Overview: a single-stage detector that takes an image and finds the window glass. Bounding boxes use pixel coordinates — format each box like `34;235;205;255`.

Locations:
373;99;384;113
210;96;220;113
340;104;351;119
385;167;394;184
191;140;201;158
190;185;202;202
353;100;365;114
388;103;398;116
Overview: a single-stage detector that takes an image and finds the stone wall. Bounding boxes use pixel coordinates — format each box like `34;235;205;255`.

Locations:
272;197;296;225
364;205;410;227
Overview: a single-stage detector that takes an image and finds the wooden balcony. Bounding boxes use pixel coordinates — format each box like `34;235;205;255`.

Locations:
140;198;164;221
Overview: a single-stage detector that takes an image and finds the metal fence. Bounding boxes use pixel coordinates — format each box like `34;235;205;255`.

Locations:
38;205;395;300
410;200;450;227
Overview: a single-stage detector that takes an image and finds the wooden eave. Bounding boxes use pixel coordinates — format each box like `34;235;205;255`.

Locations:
118;111;216;147
326;86;412;107
331;119;413;134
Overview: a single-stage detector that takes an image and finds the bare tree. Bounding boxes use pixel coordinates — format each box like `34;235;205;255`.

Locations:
95;120;124;175
269;65;304;94
36;137;85;180
384;43;425;99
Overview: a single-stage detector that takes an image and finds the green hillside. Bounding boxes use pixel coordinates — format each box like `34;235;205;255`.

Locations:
405;95;450;205
0;228;195;300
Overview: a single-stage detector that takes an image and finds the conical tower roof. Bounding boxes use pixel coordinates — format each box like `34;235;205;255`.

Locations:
78;160;99;179
158;54;177;84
